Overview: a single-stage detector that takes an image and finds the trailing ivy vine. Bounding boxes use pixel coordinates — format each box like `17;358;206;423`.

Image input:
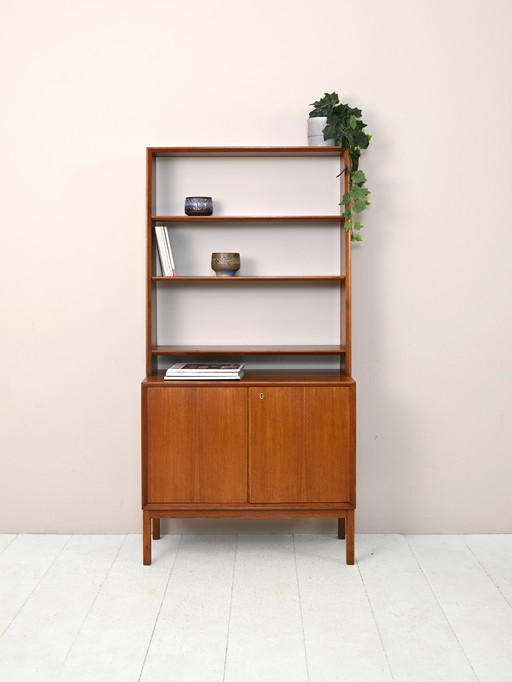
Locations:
309;92;371;241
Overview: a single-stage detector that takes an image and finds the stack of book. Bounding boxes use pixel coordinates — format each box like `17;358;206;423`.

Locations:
164;362;245;381
155;225;176;276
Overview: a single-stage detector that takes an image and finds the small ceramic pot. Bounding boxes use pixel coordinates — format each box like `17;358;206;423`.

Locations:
211;252;240;277
307;116;335;146
185;196;213;216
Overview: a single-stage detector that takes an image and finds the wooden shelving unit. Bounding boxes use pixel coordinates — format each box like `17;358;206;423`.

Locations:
142;146;356;565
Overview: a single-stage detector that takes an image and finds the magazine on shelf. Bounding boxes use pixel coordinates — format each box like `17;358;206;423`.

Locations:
166;362;245;373
165;362;245;381
164;372;244;381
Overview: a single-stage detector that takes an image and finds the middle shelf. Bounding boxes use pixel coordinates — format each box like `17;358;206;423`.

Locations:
152;276;345;282
152;345;347;355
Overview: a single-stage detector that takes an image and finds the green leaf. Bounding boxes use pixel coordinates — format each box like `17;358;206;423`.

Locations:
350;186;370;199
309;92;339;117
352;234;363;242
344;220;352;233
354;222;363;231
344;208;352;220
351;170;367;184
341;193;350;205
353;199;369;213
349;114;357;130
354;130;370;148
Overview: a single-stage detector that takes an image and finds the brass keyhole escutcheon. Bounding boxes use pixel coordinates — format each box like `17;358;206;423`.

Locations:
260;393;264;399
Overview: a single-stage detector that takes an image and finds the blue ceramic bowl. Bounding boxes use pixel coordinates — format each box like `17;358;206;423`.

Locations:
185;196;213;216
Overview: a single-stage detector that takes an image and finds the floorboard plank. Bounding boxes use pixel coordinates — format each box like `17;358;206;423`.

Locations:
408;534;512;682
358;535;477;682
0;534;70;636
224;534;308;682
55;534;181;682
140;534;235;682
0;535;125;682
0;534;17;555
294;534;393;681
463;534;512;607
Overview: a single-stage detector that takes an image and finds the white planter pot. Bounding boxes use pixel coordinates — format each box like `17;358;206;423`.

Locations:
307;116;335;146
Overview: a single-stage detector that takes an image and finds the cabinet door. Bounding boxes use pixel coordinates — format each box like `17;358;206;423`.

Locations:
146;387;248;503
249;387;353;503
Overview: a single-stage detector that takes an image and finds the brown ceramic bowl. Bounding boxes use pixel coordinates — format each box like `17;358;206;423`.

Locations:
211;252;240;277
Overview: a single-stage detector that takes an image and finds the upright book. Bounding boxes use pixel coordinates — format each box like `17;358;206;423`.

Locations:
155;225;176;276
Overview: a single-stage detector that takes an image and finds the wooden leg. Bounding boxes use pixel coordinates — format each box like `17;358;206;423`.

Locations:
143;511;152;565
345;510;355;565
153;517;161;540
338;517;345;539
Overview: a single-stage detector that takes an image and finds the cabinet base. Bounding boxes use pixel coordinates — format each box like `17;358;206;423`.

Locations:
142;508;355;565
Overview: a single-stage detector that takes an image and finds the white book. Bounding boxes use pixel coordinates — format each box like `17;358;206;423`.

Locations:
162;225;176;276
166;372;243;378
158;225;174;276
155;226;172;276
167;362;245;372
164;374;243;381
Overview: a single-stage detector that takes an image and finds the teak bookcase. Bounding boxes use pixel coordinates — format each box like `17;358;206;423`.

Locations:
142;147;356;564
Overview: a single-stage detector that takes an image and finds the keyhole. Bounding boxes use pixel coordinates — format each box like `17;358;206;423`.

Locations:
259;393;264;399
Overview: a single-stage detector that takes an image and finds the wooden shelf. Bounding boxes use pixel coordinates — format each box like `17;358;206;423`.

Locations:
148;146;343;157
152;345;346;355
152;276;344;282
152;215;345;222
143;370;354;386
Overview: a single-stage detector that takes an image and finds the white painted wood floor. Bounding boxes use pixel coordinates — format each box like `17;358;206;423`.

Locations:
1;534;511;681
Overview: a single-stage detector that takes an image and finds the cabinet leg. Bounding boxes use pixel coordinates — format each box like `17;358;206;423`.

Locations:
143;511;152;565
345;510;355;565
153;517;160;540
338;517;345;539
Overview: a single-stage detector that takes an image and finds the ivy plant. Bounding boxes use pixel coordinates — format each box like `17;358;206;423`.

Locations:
309;92;371;242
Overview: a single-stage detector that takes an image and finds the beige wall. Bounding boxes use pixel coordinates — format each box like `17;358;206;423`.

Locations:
1;0;511;533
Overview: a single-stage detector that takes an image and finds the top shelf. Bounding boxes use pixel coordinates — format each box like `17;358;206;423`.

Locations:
148;146;343;158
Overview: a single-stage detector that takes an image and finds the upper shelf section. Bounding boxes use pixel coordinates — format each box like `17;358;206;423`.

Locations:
148;146;343;157
150;147;344;218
